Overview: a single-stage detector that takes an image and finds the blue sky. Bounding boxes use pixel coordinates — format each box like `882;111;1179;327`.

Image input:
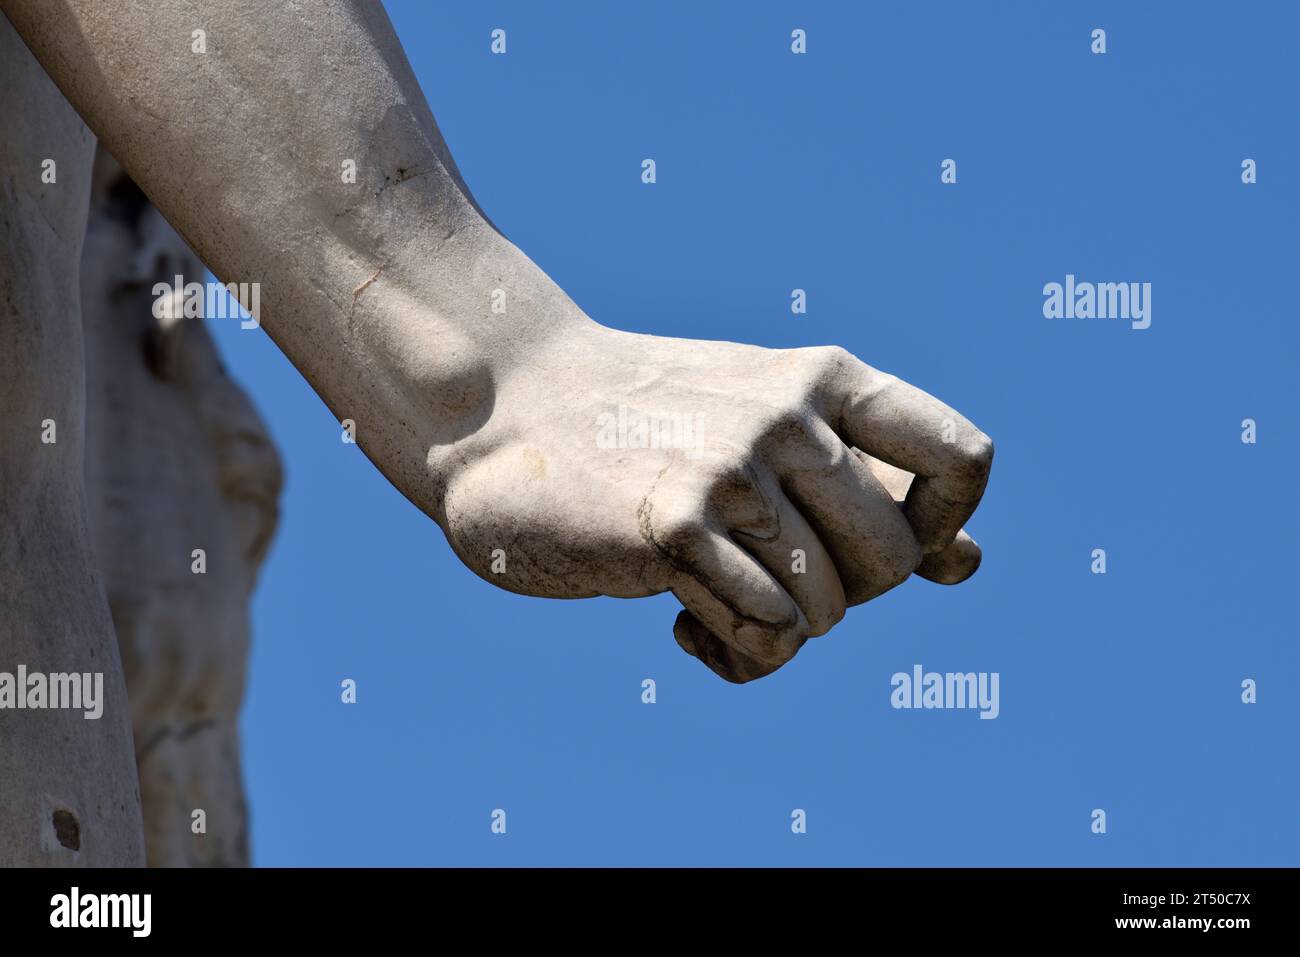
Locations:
207;1;1299;865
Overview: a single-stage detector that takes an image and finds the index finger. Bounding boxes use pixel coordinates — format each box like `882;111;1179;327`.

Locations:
820;349;994;553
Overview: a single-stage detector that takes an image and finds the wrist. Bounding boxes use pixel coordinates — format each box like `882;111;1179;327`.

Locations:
336;225;599;519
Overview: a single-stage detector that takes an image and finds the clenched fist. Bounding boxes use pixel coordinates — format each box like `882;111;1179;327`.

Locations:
435;323;992;683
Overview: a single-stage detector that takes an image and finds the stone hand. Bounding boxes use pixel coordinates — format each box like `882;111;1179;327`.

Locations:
0;0;993;683
435;323;993;682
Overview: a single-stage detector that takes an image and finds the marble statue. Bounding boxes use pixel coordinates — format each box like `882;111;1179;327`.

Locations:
0;1;992;865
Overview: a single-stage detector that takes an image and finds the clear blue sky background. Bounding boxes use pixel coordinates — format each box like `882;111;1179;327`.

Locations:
206;1;1299;866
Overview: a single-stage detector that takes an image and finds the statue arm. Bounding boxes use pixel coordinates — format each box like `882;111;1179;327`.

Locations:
1;0;993;682
1;0;553;497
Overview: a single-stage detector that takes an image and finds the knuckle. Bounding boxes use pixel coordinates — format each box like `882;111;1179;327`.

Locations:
771;404;811;434
820;434;851;471
644;483;717;560
806;602;846;638
730;614;808;666
954;429;994;482
653;508;703;553
801;344;861;395
699;456;781;537
707;448;760;487
807;343;852;370
755;405;814;451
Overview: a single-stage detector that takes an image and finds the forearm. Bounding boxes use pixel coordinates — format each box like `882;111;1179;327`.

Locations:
2;0;586;496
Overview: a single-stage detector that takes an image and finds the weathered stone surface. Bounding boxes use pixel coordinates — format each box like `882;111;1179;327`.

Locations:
0;15;144;867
